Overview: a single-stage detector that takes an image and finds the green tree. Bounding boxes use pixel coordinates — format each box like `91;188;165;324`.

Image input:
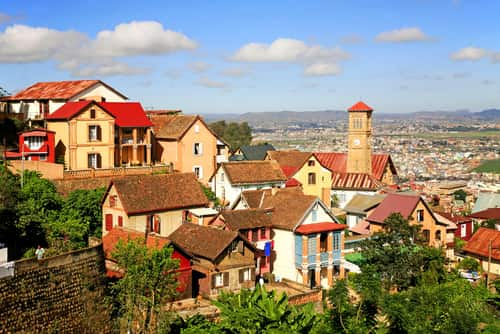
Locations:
457;257;481;272
111;238;180;333
453;189;467;202
209;120;252;150
0;163;20;258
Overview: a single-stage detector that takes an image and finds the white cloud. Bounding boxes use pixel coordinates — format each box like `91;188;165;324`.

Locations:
220;66;250;77
376;27;431;42
0;25;87;63
230;38;349;77
187;61;211;73
0;21;197;76
450;47;488;61
197;76;227;88
93;21;197;57
303;62;341;76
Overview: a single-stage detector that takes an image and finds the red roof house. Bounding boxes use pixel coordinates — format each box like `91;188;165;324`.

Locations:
3;128;55;163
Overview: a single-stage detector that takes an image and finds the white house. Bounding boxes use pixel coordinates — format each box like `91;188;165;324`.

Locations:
210;161;287;207
5;80;127;120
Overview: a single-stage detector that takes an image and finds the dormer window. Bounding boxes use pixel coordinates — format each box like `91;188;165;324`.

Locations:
90;109;96;119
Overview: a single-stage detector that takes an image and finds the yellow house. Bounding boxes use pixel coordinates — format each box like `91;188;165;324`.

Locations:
367;193;447;247
147;111;228;184
101;173;209;237
47;101;152;170
266;151;332;207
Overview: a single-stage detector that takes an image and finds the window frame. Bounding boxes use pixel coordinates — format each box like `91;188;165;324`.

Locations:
88;125;102;142
308;172;316;185
193;142;203;156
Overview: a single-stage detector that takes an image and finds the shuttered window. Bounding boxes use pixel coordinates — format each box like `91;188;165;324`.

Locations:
212;272;229;288
105;214;113;231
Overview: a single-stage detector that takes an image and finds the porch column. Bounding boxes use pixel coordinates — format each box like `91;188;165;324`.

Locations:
327;265;333;286
315;265;321;287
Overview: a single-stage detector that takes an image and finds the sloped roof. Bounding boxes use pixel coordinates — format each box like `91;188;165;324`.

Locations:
344;193;386;215
472;192;500;213
106;173;208;215
240;189;272;208
47;101;152;127
433;212;458;230
463;227;500;261
239;144;275;161
348;101;373;112
168;223;242;261
331;172;383;190
468;208;500;220
102;227;192;260
219;208;272;231
285;178;302;187
266;150;311;177
10;80;126;100
349;220;371;235
220;161;287;185
148;113;198;139
315;152;396;181
435;211;472;224
367;193;422;224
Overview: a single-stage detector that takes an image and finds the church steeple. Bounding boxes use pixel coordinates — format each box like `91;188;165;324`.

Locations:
346;101;373;174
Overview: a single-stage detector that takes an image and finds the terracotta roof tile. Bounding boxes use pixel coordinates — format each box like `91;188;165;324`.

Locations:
349;220;371;235
168;223;240;261
219;209;272;231
267;150;311;177
47;101;152;127
348;101;373;112
147;113;197;139
463;227;500;261
240;189;272;208
367;193;421;224
109;173;209;215
331;172;383;190
295;222;346;235
10;80;126;100
221;161;287;185
468;208;500;220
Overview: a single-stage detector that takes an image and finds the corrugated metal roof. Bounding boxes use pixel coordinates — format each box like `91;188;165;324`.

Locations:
367;193;421;224
463;227;500;261
331;172;382;190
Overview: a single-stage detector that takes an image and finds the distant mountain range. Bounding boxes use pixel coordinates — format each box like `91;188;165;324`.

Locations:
201;108;500;126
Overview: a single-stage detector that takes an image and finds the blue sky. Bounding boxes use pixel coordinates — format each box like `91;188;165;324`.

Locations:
1;0;499;114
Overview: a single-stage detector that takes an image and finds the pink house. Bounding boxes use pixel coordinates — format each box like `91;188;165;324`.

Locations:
4;128;56;163
210;208;273;275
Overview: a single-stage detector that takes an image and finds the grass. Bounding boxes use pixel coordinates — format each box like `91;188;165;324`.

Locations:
473;159;500;174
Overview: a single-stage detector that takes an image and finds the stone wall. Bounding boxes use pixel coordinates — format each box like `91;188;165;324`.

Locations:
8;160;64;180
0;245;111;333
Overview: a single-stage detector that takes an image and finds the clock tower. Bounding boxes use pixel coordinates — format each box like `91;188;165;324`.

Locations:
346;101;373;174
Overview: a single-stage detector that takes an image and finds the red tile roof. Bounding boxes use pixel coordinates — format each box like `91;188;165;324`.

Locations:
367;193;421;224
47;101;152;127
348;101;373;112
468;208;500;220
463;227;500;261
315;152;396;181
106;173;209;215
219;208;272;231
295;222;346;235
10;80;127;100
331;172;382;190
285;178;302;187
266;151;312;178
436;211;472;223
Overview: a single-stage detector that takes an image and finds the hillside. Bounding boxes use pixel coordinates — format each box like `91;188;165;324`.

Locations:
473;159;500;174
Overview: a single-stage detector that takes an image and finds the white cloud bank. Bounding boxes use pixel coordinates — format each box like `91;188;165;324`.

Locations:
375;27;431;42
450;46;500;63
0;21;197;76
230;38;349;76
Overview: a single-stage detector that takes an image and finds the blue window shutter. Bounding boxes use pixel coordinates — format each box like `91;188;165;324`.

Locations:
295;234;302;267
308;235;316;264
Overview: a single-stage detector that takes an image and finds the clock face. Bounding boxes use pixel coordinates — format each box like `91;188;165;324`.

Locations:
353;138;361;146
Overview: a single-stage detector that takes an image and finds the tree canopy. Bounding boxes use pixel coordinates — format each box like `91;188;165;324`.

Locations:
209;120;252;150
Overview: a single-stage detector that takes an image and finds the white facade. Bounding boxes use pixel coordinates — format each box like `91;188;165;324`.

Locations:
272;229;303;284
332;189;375;210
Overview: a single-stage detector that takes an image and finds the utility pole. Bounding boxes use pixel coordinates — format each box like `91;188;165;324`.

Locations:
21;142;24;189
487;239;492;288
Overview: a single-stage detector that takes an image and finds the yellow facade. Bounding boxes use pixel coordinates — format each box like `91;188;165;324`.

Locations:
48;104;151;170
370;200;447;248
292;155;332;206
155;118;228;184
347;110;372;174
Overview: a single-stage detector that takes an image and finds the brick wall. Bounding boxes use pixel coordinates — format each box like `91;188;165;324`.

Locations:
0;245;111;333
8;160;64;180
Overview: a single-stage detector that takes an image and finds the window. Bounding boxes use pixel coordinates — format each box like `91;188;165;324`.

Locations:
220;172;225;182
105;214;113;231
193;142;203;155
416;209;424;222
333;232;340;250
27;136;43;150
239;268;254;283
353;118;362;129
461;223;466;238
90;109;96;119
118;216;123;227
252;228;258;242
148;215;161;234
193;166;203;179
308;172;316;185
320;233;328;252
40;155;47;161
422;229;430;242
194;124;200;133
212;272;228;288
311;208;318;222
87;153;102;169
308;160;315;166
260;227;266;239
88;125;102;142
435;230;441;241
109;195;117;208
